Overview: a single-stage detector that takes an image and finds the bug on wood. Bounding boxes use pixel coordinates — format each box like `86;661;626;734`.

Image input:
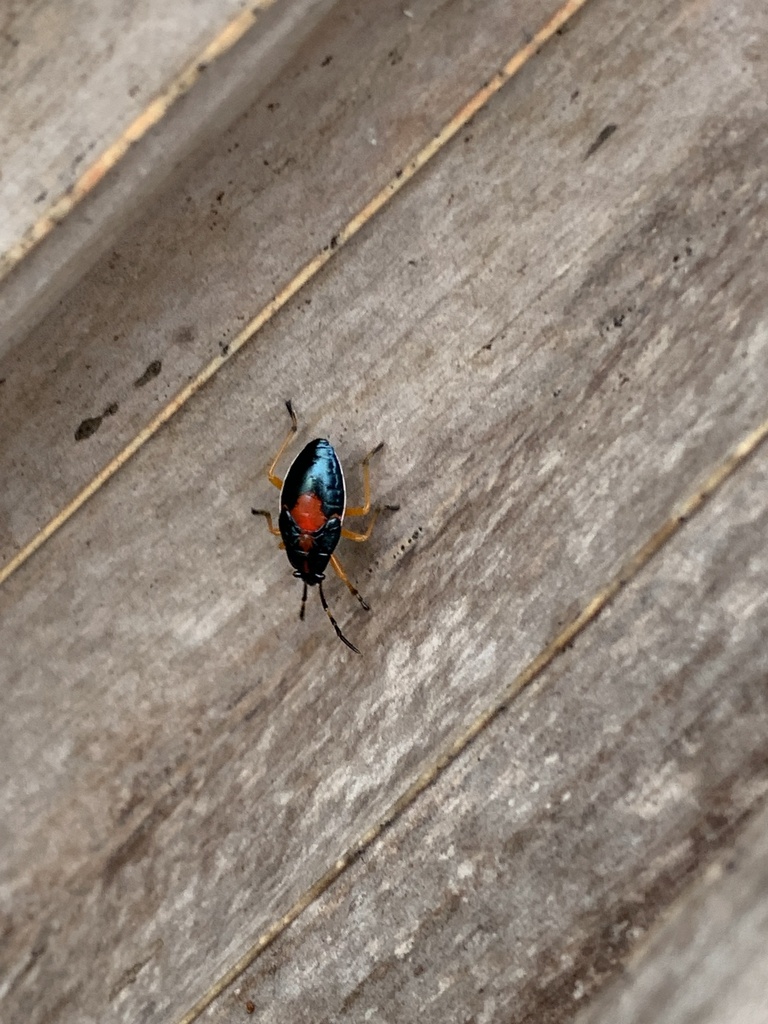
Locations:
252;401;397;653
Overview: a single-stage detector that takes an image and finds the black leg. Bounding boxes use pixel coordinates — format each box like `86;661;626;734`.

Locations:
318;581;361;654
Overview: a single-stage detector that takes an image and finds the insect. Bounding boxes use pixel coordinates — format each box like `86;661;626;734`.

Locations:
252;401;397;653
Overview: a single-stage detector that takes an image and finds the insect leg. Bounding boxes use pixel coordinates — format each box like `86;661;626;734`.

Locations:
299;582;308;620
266;400;299;489
251;508;281;535
344;441;384;516
341;502;400;542
342;509;380;542
330;553;370;611
318;581;361;654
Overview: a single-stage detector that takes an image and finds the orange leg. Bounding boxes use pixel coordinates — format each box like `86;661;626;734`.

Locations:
344;441;399;545
252;401;298;526
330;553;370;611
266;399;298;489
251;508;281;535
341;508;382;542
345;441;384;517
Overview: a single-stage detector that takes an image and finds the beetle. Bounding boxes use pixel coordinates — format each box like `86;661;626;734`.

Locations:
252;401;397;653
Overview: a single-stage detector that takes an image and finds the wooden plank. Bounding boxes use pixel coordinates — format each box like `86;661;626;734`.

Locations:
0;0;251;263
202;429;768;1023
575;802;768;1024
1;0;767;1021
0;0;340;356
0;0;549;554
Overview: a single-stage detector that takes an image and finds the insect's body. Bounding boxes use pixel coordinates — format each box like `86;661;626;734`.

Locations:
279;439;344;583
252;401;397;653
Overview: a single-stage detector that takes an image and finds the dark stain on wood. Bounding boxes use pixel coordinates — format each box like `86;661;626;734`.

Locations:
584;123;618;159
133;361;162;388
74;402;119;441
108;939;163;1002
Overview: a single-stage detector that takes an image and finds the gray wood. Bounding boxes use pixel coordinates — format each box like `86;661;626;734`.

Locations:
0;0;549;559
1;0;767;1021
0;0;250;261
575;803;768;1024
204;424;768;1024
0;0;340;358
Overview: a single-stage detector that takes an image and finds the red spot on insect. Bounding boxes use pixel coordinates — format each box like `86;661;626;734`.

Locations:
298;534;314;552
291;492;326;532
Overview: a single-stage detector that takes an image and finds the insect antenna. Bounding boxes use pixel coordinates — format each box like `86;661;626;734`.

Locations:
318;580;361;654
299;582;308;621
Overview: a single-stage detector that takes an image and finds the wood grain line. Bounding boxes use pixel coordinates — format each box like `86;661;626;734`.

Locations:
0;3;275;284
173;410;768;1022
0;0;591;591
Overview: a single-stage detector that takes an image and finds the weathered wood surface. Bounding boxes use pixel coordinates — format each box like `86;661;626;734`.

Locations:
1;0;767;1022
0;0;339;357
206;428;768;1023
0;0;551;559
0;0;248;261
576;801;768;1024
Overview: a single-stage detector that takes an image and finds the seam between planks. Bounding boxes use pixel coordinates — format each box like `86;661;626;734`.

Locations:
0;0;592;592
180;423;768;1021
174;413;768;1022
0;2;277;283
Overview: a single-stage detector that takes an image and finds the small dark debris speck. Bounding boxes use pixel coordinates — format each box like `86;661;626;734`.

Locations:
134;360;162;388
245;1001;255;1014
585;123;618;159
104;402;119;417
330;234;339;249
321;55;333;67
75;417;102;441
